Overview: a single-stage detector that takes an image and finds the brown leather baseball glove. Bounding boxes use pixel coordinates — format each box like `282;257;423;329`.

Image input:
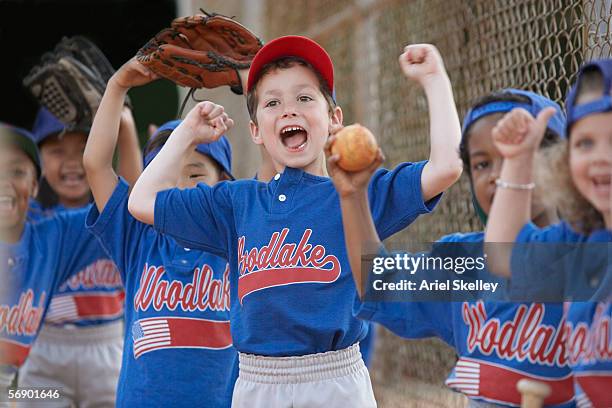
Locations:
137;10;263;94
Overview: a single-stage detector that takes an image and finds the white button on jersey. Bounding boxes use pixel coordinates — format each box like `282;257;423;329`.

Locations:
274;173;281;181
278;194;287;202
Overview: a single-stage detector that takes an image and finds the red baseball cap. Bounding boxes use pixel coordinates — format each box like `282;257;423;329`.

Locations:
246;36;334;94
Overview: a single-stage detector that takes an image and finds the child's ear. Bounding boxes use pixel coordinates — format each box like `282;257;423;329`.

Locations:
329;106;343;133
250;120;264;145
31;178;39;199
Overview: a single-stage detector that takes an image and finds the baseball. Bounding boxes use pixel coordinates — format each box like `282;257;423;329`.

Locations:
331;124;378;172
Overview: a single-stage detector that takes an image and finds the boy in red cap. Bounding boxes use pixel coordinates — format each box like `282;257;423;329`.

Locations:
128;36;462;406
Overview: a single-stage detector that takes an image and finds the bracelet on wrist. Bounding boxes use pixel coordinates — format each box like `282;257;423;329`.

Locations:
495;178;535;190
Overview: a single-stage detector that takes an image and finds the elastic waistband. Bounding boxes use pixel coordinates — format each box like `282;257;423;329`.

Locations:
238;343;365;384
37;320;123;344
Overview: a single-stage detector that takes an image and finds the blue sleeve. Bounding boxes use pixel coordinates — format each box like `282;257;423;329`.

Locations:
27;199;45;222
515;221;574;243
368;161;442;240
48;207;107;290
86;178;147;283
154;181;233;258
355;244;455;346
509;222;568;301
353;296;455;346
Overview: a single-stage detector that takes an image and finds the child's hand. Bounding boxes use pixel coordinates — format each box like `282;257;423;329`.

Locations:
325;125;385;198
110;58;158;90
399;44;447;85
179;101;234;144
491;107;556;159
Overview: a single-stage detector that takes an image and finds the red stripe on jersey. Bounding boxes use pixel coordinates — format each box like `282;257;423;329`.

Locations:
167;317;232;349
133;317;232;358
73;291;125;318
575;373;612;407
449;357;574;405
0;339;30;367
238;267;340;304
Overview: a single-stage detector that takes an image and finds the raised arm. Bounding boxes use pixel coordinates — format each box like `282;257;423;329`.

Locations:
484;107;556;277
128;101;234;225
326;131;384;297
84;58;156;212
399;44;463;201
116;107;143;186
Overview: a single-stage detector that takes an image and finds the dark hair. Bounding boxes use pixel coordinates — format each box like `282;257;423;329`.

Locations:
246;56;337;124
575;66;605;105
143;130;172;158
459;91;561;177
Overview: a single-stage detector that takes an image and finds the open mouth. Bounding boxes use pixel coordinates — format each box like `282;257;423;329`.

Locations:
592;174;611;194
280;125;308;152
60;172;86;187
0;195;15;212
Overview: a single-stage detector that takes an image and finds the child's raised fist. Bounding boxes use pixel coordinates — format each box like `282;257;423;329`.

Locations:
491;107;556;159
180;101;234;144
399;44;447;85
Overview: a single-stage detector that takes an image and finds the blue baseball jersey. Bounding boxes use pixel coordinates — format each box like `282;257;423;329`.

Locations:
0;209;114;378
154;162;438;356
26;199;46;222
360;323;376;367
86;178;237;408
511;222;611;302
513;222;612;407
354;232;575;407
26;201;124;327
564;302;611;408
27;201;82;222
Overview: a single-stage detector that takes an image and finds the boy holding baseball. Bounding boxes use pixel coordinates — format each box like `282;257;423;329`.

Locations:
128;35;462;406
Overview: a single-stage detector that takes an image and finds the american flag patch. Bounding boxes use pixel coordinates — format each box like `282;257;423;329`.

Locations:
446;357;575;405
576;391;594;408
46;291;124;324
446;358;480;395
132;319;171;358
131;317;232;359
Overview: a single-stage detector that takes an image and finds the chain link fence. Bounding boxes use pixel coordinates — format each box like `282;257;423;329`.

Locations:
190;0;612;405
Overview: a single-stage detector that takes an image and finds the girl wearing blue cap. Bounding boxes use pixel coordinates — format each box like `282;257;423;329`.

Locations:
83;57;237;408
485;61;612;408
333;90;576;407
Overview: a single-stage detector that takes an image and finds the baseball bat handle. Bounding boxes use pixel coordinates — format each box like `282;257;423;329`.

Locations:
517;378;551;408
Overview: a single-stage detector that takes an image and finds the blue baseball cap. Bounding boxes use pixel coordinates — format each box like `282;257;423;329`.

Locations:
461;89;566;226
565;59;612;134
0;122;42;179
31;107;90;145
462;89;566;140
143;120;234;180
